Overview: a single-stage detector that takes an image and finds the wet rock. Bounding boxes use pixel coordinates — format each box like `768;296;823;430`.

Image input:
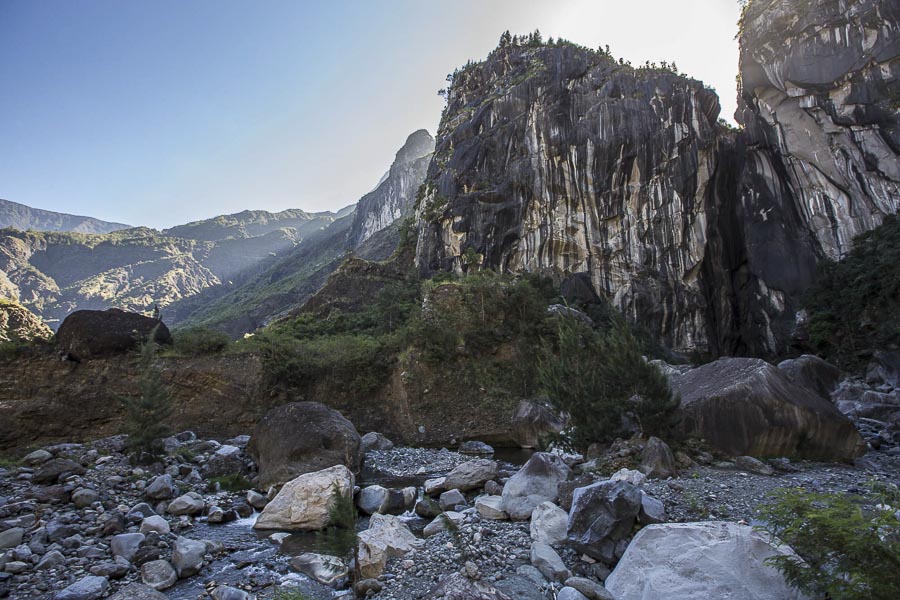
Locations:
639;437;676;479
605;522;806;599
248;401;362;489
140;559;177;591
290;552;348;586
361;432;394;453
254;464;354;531
54;575;109;600
530;542;571;583
500;452;570;520
444;459;499;492
530;501;568;545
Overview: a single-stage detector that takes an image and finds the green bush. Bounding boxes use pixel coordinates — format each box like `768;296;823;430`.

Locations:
119;335;173;461
209;474;252;492
805;214;900;368
538;314;679;451
757;485;900;599
173;326;231;355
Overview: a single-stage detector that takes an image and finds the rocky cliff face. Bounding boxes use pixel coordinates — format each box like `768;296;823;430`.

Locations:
0;300;52;343
416;1;900;357
348;130;435;247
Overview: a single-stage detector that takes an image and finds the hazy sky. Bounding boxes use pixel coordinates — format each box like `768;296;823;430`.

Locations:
0;1;743;229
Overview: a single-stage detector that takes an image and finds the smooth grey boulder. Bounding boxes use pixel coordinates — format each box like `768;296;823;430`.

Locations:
248;402;362;489
530;501;568;545
71;487;100;509
167;492;204;516
290;552;348;586
458;440;494;455
357;485;391;515
439;489;466;511
566;480;642;563
637;493;666;525
54;575;109;600
443;459;499;492
139;515;170;535
36;550;66;570
108;583;168;600
0;527;24;549
605;522;807;599
556;588;589;600
777;354;841;400
110;533;145;563
22;449;53;467
141;559;177;591
172;536;206;578
144;475;177;501
530;542;571;583
639;437;676;479
564;577;613;600
361;431;394;452
500;452;570;520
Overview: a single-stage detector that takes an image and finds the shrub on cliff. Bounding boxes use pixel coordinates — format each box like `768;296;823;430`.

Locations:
173;326;231;355
119;335;173;461
757;484;900;599
805;213;900;368
538;313;679;451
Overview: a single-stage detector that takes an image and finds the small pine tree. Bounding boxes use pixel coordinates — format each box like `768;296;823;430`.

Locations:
499;30;512;48
119;332;173;461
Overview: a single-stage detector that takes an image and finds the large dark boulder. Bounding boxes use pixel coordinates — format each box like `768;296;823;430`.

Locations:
56;309;171;360
777;354;841;400
248;402;362;489
672;358;865;460
566;480;642;564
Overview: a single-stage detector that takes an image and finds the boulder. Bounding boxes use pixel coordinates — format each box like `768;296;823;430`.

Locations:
110;533;145;563
530;542;571;583
22;449;53;467
564;577;613;600
639;437;676;479
139;515;170;535
357;513;424;579
500;452;571;520
248;402;362;489
638;493;666;525
557;588;589;600
204;445;248;479
172;536;206;578
608;468;646;486
777;355;842;399
475;495;508;520
459;441;494;455
56;309;172;360
357;485;414;515
439;489;466;511
71;487;100;509
866;350;900;388
211;586;253;600
361;431;394;452
605;522;807;599
144;475;177;501
108;583;168;600
424;477;447;496
671;358;865;460
424;571;513;600
290;552;348;586
36;550;66;570
0;527;24;549
735;456;774;476
530;501;568;545
246;490;268;510
167;492;204;516
423;511;464;537
511;400;564;449
443;459;499;492
54;576;110;600
32;458;85;485
254;465;354;531
566;480;642;563
416;497;442;519
140;559;177;591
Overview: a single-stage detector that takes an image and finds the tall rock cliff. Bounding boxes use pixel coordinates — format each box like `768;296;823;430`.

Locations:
347;129;435;246
416;3;900;357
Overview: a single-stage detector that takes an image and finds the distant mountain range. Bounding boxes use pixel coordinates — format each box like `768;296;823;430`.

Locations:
0;130;434;334
0;198;131;234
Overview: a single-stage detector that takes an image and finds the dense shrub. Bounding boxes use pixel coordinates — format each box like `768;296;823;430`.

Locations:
538;314;679;451
119;336;173;461
805;214;900;368
757;484;900;599
173;326;231;355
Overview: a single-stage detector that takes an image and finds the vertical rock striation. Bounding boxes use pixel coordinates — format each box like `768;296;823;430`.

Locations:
416;1;900;357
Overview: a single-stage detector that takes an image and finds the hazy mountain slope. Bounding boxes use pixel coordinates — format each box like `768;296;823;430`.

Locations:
0;198;130;234
0;298;52;342
163;207;351;241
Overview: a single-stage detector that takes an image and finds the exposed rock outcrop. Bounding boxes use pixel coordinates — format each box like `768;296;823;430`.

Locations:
56;309;172;360
253;464;354;530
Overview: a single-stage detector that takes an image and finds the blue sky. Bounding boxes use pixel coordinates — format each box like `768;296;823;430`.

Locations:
0;0;742;229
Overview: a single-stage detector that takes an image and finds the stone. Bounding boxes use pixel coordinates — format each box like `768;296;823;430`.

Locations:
423;511;464;537
530;501;568;545
204;444;247;478
557;588;589;600
144;474;177;500
167;492;205;516
90;557;130;579
564;577;613;600
500;452;570;520
608;468;646;486
443;459;499;492
639;437;676;479
511;400;565;449
110;532;145;562
424;477;447;495
416;497;442;519
439;489;466;511
290;552;348;586
530;542;571;583
671;358;865;460
637;492;666;525
458;440;494;455
605;522;807;599
254;464;354;530
357;485;391;515
141;559;177;591
866;350;900;388
54;575;109;600
475;495;508;520
36;550;65;570
127;502;157;522
357;513;424;579
248;401;362;489
211;586;253;600
32;458;85;485
735;455;775;476
0;528;23;550
566;480;642;563
71;487;100;509
246;490;268;510
424;571;513;600
108;583;168;600
21;449;53;467
361;431;394;452
139;515;170;535
484;480;503;496
777;355;842;399
56;308;172;359
171;536;206;578
353;579;384;596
